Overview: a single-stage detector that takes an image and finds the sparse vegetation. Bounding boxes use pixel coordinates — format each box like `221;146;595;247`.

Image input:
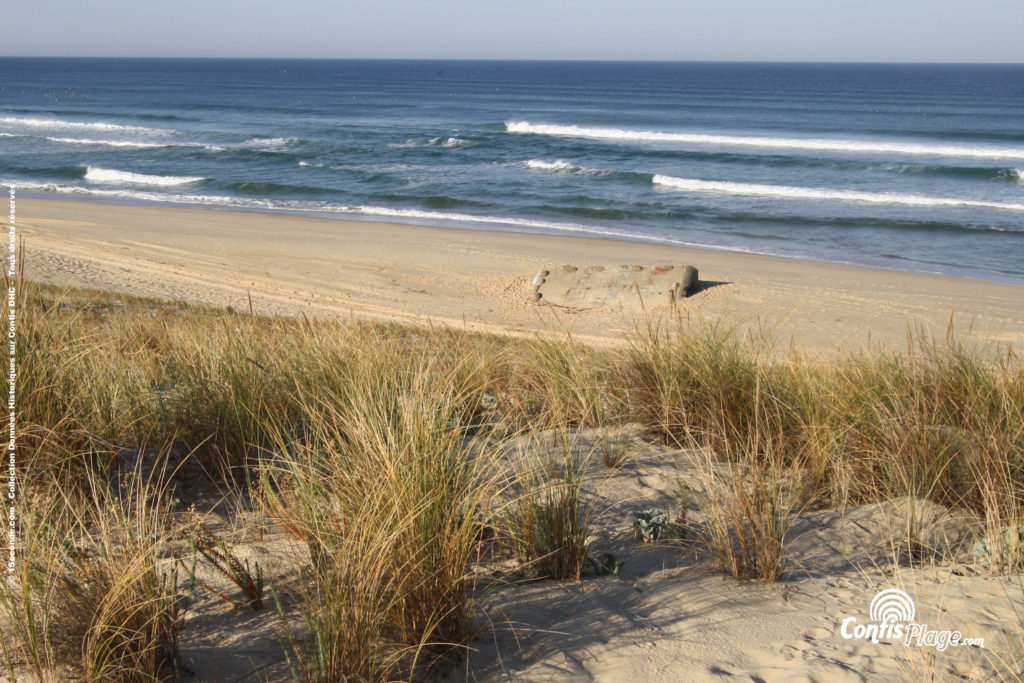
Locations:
633;509;677;543
178;517;265;610
502;429;598;580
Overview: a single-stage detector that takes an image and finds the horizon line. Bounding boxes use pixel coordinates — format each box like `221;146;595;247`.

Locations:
1;55;1023;66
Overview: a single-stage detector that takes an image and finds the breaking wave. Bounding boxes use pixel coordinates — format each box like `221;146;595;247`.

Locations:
652;175;1024;213
85;166;206;186
507;121;1024;161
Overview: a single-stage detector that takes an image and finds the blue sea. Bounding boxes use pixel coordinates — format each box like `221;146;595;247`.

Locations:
2;58;1023;283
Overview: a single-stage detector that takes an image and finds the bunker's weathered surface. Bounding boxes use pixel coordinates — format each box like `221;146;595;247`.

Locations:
531;264;699;309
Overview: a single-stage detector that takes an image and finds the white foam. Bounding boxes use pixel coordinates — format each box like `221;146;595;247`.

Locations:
526;159;577;172
525;159;625;178
47;136;223;152
240;137;297;148
48;137;167;149
6;180;276;209
85;166;206;186
507;121;1024;161
390;137;471;149
298;160;350;171
0;116;160;135
652;175;1024;212
431;136;471;147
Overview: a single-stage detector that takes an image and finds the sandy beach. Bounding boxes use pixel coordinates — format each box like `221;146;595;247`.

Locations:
18;197;1024;354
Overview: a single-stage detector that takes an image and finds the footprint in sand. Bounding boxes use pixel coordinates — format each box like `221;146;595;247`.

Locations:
805;627;833;640
785;639;815;652
830;588;858;601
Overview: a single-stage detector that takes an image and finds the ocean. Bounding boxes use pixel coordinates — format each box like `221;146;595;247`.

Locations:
1;58;1023;283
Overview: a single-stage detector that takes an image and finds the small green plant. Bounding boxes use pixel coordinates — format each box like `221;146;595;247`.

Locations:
633;509;678;543
974;525;1024;572
592;552;624;576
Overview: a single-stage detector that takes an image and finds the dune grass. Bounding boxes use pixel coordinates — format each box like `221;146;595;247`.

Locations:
0;438;183;682
256;331;497;680
3;280;1022;679
500;426;600;581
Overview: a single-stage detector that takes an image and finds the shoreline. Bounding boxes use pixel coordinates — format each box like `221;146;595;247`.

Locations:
16;189;1024;289
17;196;1024;353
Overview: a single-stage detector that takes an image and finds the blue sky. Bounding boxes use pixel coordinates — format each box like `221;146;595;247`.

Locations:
4;0;1023;62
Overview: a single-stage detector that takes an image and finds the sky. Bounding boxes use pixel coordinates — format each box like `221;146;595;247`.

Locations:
3;0;1023;63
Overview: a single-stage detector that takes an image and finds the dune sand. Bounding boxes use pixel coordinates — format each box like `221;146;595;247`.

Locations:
169;426;1023;682
18;197;1024;354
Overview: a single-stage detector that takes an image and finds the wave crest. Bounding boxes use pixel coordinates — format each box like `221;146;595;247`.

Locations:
85;166;206;186
652;175;1024;212
48;137;167;149
526;159;577;172
430;136;471;148
239;137;303;149
507;121;1024;161
0;116;161;135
